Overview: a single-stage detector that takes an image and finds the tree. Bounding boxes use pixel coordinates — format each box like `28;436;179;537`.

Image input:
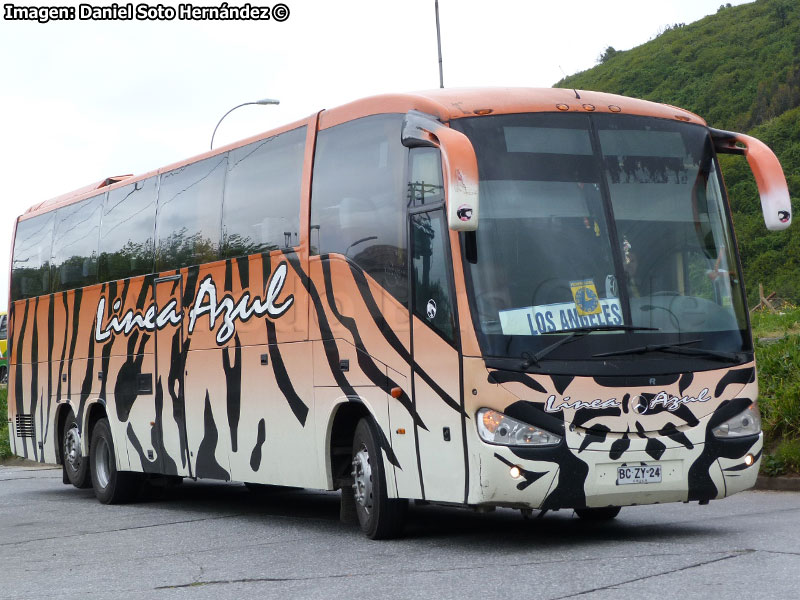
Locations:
598;46;618;64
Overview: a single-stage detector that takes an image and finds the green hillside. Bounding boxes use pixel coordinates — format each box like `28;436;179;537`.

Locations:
557;0;800;305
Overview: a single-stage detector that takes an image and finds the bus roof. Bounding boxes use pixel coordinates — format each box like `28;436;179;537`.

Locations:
20;88;705;221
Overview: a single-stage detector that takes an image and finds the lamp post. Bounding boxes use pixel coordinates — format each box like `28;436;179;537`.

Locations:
435;0;444;88
210;98;280;150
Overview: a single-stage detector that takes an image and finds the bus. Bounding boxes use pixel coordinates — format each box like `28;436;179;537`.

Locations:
6;88;792;539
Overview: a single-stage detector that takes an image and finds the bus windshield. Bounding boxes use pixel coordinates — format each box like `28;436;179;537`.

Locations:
452;112;750;373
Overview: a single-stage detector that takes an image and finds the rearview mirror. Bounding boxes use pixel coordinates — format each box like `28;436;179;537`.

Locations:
710;128;792;231
402;111;480;231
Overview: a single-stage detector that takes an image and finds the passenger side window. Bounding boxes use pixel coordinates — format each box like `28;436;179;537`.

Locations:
51;194;104;292
156;155;226;270
411;210;455;341
11;212;55;301
99;177;157;282
311;115;408;303
222;126;306;258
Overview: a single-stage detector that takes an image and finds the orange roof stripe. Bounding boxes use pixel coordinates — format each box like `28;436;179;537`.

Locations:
20;88;705;221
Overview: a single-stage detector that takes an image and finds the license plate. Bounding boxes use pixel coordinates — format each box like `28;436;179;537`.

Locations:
616;464;662;485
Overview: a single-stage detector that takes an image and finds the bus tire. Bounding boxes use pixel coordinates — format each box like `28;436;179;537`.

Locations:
351;418;407;539
90;418;142;504
62;410;92;489
575;506;621;521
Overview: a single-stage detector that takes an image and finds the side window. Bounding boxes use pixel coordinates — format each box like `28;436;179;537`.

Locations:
51;194;103;292
311;115;408;303
156;155;226;270
11;212;55;301
411;210;455;341
409;147;444;207
222;126;306;258
99;177;157;282
0;314;6;340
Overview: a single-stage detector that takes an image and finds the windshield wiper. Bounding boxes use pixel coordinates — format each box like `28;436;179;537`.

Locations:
520;325;659;368
593;339;741;361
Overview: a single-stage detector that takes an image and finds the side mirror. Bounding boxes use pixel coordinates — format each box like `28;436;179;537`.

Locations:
710;128;792;231
402;111;480;231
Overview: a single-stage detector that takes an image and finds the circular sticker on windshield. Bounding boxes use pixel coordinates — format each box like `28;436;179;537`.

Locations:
570;279;601;316
426;299;437;320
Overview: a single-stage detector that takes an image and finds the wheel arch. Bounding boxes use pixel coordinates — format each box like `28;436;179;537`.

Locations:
83;399;108;456
326;397;373;490
54;403;74;465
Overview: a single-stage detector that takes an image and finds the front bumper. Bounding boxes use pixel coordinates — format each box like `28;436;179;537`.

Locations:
470;429;762;510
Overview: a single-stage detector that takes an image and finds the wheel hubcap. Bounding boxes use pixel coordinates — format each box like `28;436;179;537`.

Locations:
95;436;111;489
352;445;373;513
65;427;81;470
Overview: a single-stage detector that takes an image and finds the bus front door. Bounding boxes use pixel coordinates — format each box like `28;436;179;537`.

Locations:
408;208;467;504
152;275;192;477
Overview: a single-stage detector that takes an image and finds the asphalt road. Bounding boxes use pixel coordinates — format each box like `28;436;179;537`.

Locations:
2;461;799;600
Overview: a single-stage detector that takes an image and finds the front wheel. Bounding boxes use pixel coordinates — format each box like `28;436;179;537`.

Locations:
575;506;621;521
90;418;142;504
351;418;407;539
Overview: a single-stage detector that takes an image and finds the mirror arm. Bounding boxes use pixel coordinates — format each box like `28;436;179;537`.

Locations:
709;127;792;231
401;110;480;232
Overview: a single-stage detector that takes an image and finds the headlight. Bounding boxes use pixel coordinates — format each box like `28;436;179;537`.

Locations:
712;403;761;438
476;408;561;446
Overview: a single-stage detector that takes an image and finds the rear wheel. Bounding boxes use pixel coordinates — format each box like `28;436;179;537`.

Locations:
575;506;621;521
90;418;142;504
351;418;407;539
62;410;91;489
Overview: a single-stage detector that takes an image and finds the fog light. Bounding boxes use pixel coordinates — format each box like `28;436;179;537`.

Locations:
744;454;754;467
509;466;522;479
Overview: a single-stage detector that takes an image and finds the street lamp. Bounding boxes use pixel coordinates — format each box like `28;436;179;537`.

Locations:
210;98;280;150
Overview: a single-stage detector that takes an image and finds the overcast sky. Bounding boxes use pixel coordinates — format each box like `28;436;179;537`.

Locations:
0;0;753;308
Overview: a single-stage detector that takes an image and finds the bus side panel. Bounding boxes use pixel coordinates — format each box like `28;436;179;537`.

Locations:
8;297;45;463
183;346;234;481
410;320;467;504
308;256;412;388
179;251;311;484
228;341;321;489
9;289;107;466
184;252;309;354
385;368;422;500
307;256;426;496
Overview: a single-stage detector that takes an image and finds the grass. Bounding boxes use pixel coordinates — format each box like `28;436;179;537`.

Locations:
0;386;11;461
752;305;800;476
751;307;800;339
761;439;800;476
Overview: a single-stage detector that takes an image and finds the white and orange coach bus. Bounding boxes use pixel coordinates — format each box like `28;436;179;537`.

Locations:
6;89;793;538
